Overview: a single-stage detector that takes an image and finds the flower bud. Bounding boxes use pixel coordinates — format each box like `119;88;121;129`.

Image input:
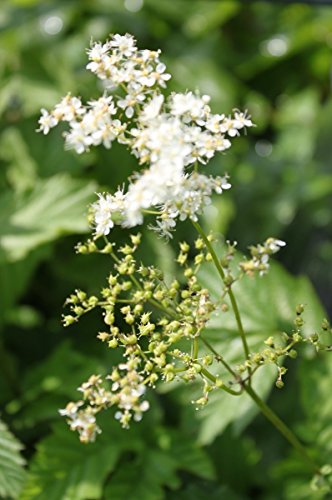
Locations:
296;304;304;315
104;312;115;325
108;339;118;348
63;315;76;327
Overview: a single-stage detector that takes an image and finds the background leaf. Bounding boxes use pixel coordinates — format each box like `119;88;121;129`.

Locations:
0;174;96;261
171;258;326;444
0;419;26;499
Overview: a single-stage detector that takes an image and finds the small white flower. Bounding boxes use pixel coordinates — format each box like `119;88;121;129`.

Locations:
92;190;126;236
233;111;253;130
37;108;58;134
109;33;137;57
139;94;164;122
54;95;85;122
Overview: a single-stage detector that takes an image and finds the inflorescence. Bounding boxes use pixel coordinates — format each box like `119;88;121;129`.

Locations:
38;33;252;237
38;34;332;448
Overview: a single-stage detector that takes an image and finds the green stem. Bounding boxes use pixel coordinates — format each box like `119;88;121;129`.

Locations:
244;384;320;474
192;336;199;360
108;248;177;318
200;366;242;396
192;221;250;360
201;336;239;380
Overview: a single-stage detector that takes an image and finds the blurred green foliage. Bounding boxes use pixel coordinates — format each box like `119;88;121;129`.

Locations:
0;0;332;498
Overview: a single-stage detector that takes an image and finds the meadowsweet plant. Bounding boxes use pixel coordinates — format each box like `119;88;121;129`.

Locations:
39;34;332;490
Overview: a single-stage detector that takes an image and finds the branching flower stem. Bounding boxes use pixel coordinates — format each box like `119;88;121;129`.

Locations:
192;220;250;360
199;366;242;396
106;246;178;318
192;220;323;476
200;336;239;380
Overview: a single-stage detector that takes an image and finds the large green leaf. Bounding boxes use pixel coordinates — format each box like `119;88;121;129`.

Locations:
0;419;26;499
0;174;96;261
262;348;332;499
6;341;107;430
175;259;326;444
23;417;214;500
299;354;332;465
21;421;131;500
104;429;215;500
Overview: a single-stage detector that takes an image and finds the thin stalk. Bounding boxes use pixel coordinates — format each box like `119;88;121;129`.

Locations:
244;384;320;474
192;336;199;360
200;336;239;380
107;248;178;318
192;221;250;360
200;366;242;396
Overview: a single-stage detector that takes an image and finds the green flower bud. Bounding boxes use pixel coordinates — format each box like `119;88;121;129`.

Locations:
73;306;84;315
101;243;114;254
88;296;99;307
63;315;76;327
322;318;330;331
97;332;110;342
108;339;118;348
205;252;212;262
296;304;305;315
125;313;135;325
77;290;87;301
202;355;213;366
125;334;137;345
165;372;175;382
180;242;190;253
104;312;115;325
108;274;118;286
294;317;304;327
292;332;302;342
194;254;204;265
130;233;141;246
134;304;143;315
195;238;204;249
87;241;97;253
122;281;132;291
76;243;88;254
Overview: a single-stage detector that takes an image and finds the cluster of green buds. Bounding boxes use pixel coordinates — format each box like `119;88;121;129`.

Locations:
240;305;332;389
60;232;332;444
60;234;228;441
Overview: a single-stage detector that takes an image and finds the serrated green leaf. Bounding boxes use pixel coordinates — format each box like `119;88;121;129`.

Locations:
105;449;180;500
6;341;106;427
299;354;332;462
23;414;214;500
21;421;130;500
0;419;26;499
0;127;38;192
104;429;215;500
0;174;96;261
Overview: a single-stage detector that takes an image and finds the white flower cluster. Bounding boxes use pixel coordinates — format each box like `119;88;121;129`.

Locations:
38;33;253;236
59;401;101;443
110;357;150;429
59;360;150;442
240;238;286;276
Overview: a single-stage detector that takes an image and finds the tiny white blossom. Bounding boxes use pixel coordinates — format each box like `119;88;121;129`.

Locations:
37;108;58;134
92;190;126;236
109;33;137;56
